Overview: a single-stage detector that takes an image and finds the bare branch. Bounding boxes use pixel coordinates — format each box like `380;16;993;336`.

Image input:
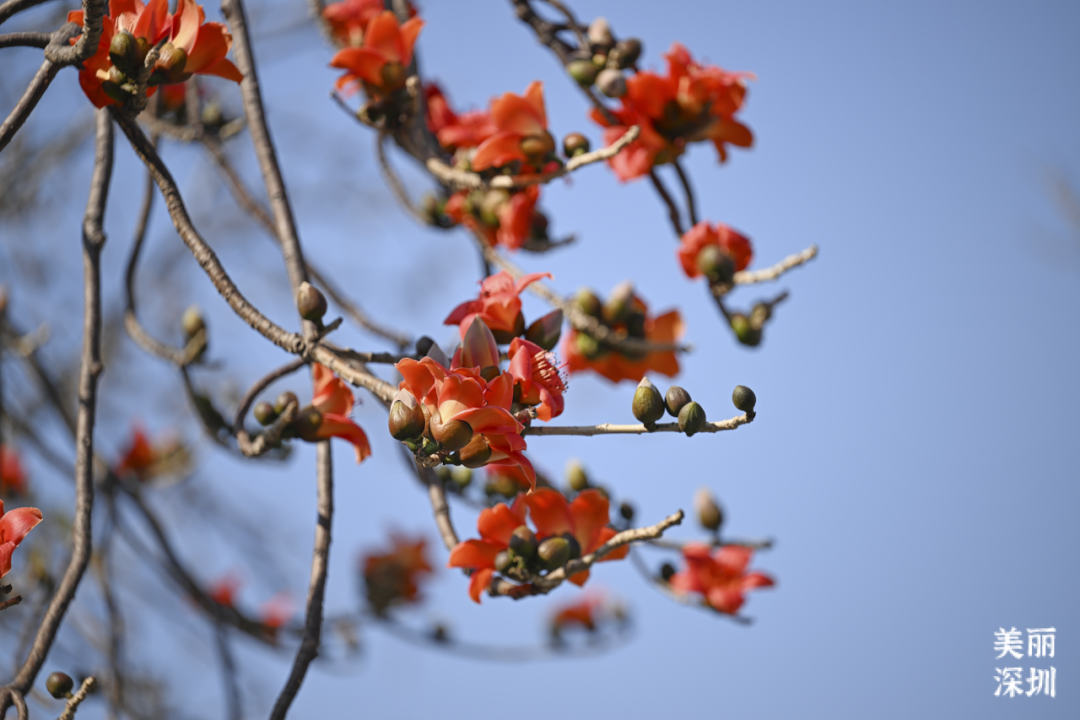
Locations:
672;159;698;227
0;31;50;48
231;357;308;435
0;0;55;26
523;412;753;436
56;676;97;720
648;168;685;238
734;245;818;285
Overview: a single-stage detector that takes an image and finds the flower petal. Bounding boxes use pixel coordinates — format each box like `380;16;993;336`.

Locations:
524;488;572;539
330;46;387;85
315;414;371;464
477;502;525;545
468;567;494;604
568;489;610;552
0;505;42;547
471;131;526;172
594;526;629;561
447;539;502;570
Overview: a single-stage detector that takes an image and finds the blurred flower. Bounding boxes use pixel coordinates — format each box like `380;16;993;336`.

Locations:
361;534;433;613
425;82;497;152
472;81;555;172
207;572;241;607
307;364;372;464
329;10;423;97
550;592;605;633
114;425;187;482
446;496;527;603
0;445;28;497
678;221;753;278
444;270;551;339
443;185;546;251
591;42;752;181
0;499;42;578
70;0;242;109
524;488;628;586
259;592;293;638
322;0;415;48
507;338;566;421
668;543;774;615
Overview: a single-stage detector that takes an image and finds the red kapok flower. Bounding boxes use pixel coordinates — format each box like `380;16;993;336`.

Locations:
444;270;551;339
207;572;241;607
114;425;158;480
70;0;242;109
472;81;553;172
446;496;527;603
362;534;433;613
443;185;544;251
524;488;628;586
329;10;423;96
0;499;42;578
485;461;535;494
678;221;753;277
425;82;498;152
668;542;774;615
322;0;414;48
0;445;28;497
309;364;372;464
507;337;566;421
259;592;294;638
551;592;605;633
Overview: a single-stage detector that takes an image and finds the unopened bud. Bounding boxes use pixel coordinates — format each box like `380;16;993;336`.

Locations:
431;415;473;452
519;131;556;160
253;401;278;426
620;502;635;521
732;385;757;414
450;466;472;488
632;377;665;425
389;391;426;441
102;80;129;103
659;562;676;582
602;281;634;325
46;672;74;699
560;531;582;560
461;317;501;369
509;526;538;559
678;401;707;437
694;487;724;532
274;391;298;414
567;59;600;86
494;549;514;573
566;459;589;492
156;43;188;84
596;68;627;98
491;311;526;345
459;434;492;468
296;281;327;323
730;313;762;347
612;38;642;68
181;305;205;339
109;31;139;75
524;309;563;351
574;332;607;360
750;302;772;328
573;288;603;319
380;61;406;90
295;406;324;441
587;17;613;48
562;132;590;158
697;244;736;285
665;385;692;417
415;336;436;357
537;537;571;570
479;189;510;226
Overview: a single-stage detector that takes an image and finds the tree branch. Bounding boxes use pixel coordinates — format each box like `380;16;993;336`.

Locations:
523;412;753;436
734;245;818;285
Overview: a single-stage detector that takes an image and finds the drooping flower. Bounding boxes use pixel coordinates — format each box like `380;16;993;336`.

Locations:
446;496;527;603
562;288;684;384
471;81;555;172
361;534;433;613
678;221;753;278
444;270;551;340
70;0;243;109
524;488;628;586
425;82;498;152
668;542;774;615
0;445;28;497
507;338;566;421
322;0;415;48
329;10;423;97
590;42;753;181
0;499;42;579
306;364;372;464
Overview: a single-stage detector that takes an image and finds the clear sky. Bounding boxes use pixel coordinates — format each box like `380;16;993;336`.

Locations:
3;0;1080;717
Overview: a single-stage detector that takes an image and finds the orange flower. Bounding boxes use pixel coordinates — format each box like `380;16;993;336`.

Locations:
329;10;423;96
562;292;684;384
425;82;497;152
114;425;159;480
259;592;293;638
70;0;242;109
309;364;372;464
668;543;774;615
524;488;627;586
484;461;534;494
322;0;414;48
207;573;241;607
443;185;544;251
395;354;534;486
0;445;28;497
0;499;42;578
551;592;605;632
507;338;566;421
446;496;527;603
444;270;551;339
678;221;753;278
471;81;554;172
361;534;433;612
591;42;753;181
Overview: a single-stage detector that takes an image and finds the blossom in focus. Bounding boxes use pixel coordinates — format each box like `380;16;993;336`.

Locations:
590;42;753;181
668;542;774;615
524;488;628;586
0;499;42;579
307;364;372;464
507;338;566;421
322;0;415;48
70;0;242;109
425;82;497;152
446;496;526;603
678;221;753;278
329;10;423;97
0;445;27;497
444;270;551;340
471;81;555;172
361;534;433;613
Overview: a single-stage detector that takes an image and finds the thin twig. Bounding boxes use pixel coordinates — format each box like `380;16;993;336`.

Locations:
377;130;425;221
648;169;685;238
734;245;818;285
214;623;242;720
57;676;97;720
523;412;753;436
231;358;308;435
672;159;698;227
0;0;55;26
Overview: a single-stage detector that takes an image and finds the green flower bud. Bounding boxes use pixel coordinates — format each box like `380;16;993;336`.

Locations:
619;502;635;521
694;487;724;532
633;377;665;425
574;332;608;360
253;401;278;426
730;313;762;347
494;549;514;573
596;68;628;98
602;280;634;325
697;244;736;285
274;391;298;414
295;281;327;323
459;434;492;468
156;43;188;84
665;385;692;417
568;59;600;85
294;406;323;441
587;17;613;48
509;526;538;559
434;466;452;483
732;385;757;413
389;391;427;441
573;288;603;318
750;302;772;328
566;459;589;492
450;466;472;489
612;38;642;69
46;672;74;699
520;131;556;162
109;31;139;75
659;562;676;582
380;61;406;91
525;309;563;351
181;305;205;339
562;132;591;158
560;531;582;560
431;416;473;452
537;537;571;570
678;401;707;437
485;476;518;498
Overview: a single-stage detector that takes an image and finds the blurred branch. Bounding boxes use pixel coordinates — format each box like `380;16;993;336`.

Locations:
648;169;684;238
734;245;818;285
0;31;49;48
672;159;697;227
56;676;97;720
0;0;56;26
